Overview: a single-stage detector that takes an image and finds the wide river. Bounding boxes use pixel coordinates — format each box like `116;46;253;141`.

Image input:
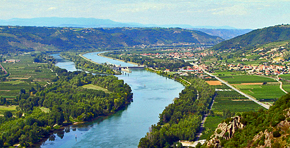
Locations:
41;52;184;148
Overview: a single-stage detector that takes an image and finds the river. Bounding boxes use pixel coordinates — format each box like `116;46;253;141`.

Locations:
41;52;184;148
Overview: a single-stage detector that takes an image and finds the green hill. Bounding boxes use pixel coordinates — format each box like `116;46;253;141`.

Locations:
206;93;290;148
211;24;290;51
0;26;223;54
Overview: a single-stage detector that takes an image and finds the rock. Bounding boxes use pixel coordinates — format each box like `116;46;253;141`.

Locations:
207;116;244;147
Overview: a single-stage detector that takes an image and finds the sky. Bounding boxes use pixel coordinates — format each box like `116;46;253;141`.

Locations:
0;0;290;29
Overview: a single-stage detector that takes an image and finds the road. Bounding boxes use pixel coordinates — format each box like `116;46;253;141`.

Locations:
203;70;270;109
0;63;8;74
277;74;288;94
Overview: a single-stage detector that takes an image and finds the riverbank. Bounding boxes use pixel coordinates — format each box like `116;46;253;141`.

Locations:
44;52;185;147
79;54;100;65
97;52;139;66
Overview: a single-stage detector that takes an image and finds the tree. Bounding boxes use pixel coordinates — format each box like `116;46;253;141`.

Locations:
20;88;26;95
16;111;23;118
4;111;13;118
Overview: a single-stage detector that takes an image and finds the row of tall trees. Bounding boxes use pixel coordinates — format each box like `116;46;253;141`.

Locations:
138;77;215;148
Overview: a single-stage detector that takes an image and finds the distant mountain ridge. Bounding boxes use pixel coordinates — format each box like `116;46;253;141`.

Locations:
212;25;290;51
194;29;252;40
0;17;251;40
0;17;238;29
0;26;223;54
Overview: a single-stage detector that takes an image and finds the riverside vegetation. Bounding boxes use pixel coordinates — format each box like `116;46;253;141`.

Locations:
0;53;133;147
138;77;215;147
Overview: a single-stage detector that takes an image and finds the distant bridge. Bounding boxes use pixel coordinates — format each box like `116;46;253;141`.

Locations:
112;66;145;71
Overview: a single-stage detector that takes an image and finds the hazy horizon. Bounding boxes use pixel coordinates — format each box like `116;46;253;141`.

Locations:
0;0;290;29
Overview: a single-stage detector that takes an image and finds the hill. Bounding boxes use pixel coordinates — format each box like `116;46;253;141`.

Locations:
0;26;223;54
211;24;290;51
206;93;290;147
194;29;252;40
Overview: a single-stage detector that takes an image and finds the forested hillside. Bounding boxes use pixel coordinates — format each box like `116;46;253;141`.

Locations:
211;24;290;51
0;26;223;54
205;93;290;147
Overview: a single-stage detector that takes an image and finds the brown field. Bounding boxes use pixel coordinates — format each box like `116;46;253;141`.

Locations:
233;83;263;85
8;77;31;79
206;81;222;85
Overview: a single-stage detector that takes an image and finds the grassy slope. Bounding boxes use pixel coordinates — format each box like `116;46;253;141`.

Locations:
0;105;17;116
82;84;111;93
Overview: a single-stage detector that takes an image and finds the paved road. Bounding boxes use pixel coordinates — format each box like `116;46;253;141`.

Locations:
203;70;270;109
277;74;288;94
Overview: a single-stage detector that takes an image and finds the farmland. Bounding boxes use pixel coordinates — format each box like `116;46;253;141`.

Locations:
219;75;276;84
0;54;56;98
82;84;111;93
280;74;290;80
235;84;285;101
200;82;263;140
0;105;17;116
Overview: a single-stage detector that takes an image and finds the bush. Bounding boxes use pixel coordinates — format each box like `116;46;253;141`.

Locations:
4;111;13;118
273;131;281;137
216;129;222;134
272;142;281;148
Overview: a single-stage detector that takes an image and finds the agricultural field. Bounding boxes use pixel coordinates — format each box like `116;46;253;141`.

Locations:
212;97;264;114
219;75;276;84
199;116;224;140
0;54;56;98
206;81;222;85
280;74;290;81
0;105;17;116
82;84;111;93
200;92;263;140
200;78;264;140
235;84;286;101
282;81;290;92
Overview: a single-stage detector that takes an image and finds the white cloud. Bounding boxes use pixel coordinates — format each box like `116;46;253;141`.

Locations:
48;7;57;10
116;2;176;13
211;4;249;16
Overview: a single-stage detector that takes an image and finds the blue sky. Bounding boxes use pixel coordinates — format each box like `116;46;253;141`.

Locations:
0;0;290;29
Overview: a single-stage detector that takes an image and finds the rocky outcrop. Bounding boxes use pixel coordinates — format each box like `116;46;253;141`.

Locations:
207;116;244;147
252;129;273;148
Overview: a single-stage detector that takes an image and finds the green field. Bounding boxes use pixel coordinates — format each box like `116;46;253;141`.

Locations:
214;71;245;76
82;84;111;93
219;75;276;84
39;107;50;113
235;84;286;100
280;74;290;81
282;81;290;92
212;98;263;114
201;83;263;140
0;105;17;116
0;54;56;97
200;116;224;140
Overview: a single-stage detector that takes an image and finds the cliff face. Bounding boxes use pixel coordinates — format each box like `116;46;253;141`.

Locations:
207;108;290;148
207;116;244;147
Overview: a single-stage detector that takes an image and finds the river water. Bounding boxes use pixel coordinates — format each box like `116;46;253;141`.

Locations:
41;52;184;148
